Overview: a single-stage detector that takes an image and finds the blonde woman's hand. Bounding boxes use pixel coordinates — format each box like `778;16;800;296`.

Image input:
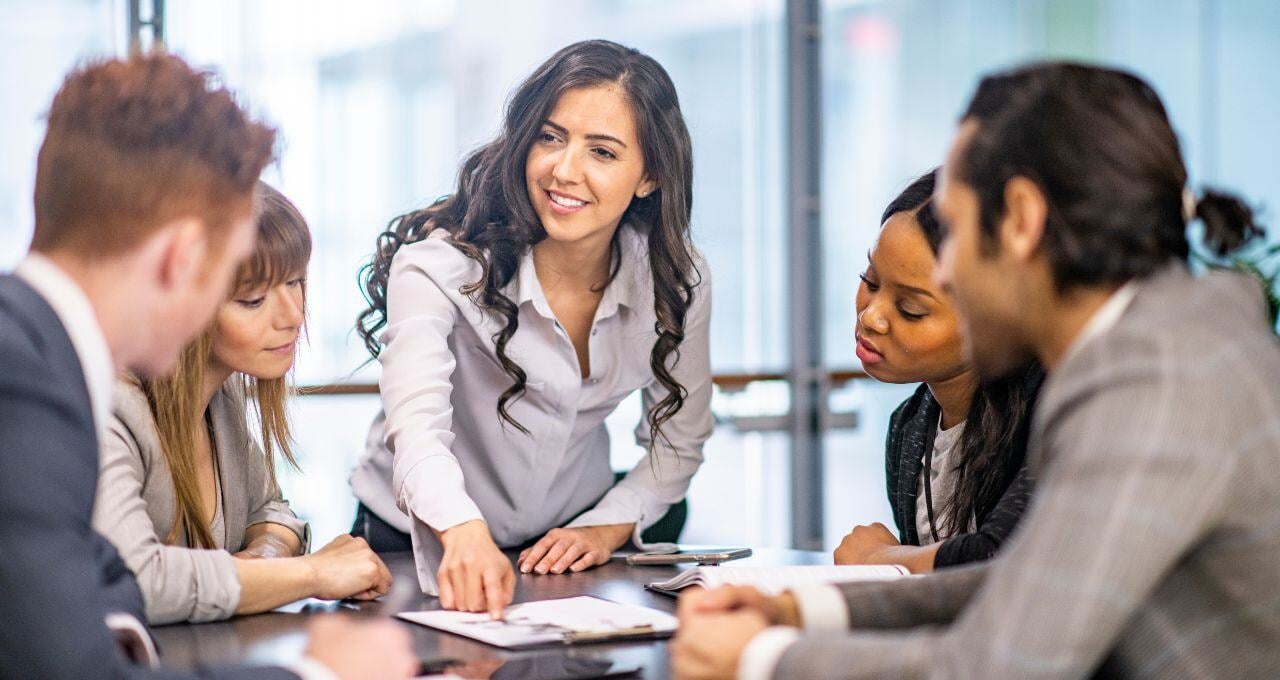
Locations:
303;534;392;600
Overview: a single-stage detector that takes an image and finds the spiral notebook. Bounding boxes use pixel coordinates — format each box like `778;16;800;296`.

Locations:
646;564;911;596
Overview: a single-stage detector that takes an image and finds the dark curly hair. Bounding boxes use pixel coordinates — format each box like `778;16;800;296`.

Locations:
356;40;700;451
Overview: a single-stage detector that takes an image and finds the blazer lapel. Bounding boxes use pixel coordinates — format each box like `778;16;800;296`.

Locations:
208;385;247;550
897;389;940;546
0;277;95;438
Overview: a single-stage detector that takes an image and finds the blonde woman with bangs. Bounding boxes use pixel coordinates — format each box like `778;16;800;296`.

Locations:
92;183;392;625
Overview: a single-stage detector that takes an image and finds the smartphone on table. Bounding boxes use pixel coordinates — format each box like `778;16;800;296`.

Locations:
625;547;752;566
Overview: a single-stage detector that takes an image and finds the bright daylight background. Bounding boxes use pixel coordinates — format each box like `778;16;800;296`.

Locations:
3;0;1277;550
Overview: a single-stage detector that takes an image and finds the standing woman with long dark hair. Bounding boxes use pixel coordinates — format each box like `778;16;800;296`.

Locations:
350;40;712;616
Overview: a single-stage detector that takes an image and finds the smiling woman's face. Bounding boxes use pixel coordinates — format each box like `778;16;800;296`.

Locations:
524;84;656;250
209;274;305;381
854;211;969;385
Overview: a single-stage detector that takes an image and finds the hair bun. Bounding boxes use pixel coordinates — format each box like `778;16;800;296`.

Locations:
1196;189;1263;256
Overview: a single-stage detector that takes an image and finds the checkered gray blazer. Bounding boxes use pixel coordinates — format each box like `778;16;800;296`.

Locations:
776;264;1280;679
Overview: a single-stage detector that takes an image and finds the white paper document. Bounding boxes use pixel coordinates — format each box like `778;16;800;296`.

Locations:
648;564;910;595
397;596;678;649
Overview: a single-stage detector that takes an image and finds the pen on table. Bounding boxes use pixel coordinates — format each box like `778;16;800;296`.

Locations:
563;624;655;644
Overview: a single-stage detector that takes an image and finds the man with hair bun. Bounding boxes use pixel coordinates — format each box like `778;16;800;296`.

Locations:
673;61;1280;680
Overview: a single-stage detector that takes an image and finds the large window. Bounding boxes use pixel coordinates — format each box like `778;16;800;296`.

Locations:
3;0;1277;552
163;0;795;547
817;0;1280;548
0;0;123;269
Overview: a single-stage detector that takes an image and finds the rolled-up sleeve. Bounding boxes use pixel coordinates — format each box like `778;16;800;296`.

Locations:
567;268;714;536
92;416;240;624
379;247;485;533
247;463;312;553
244;438;310;552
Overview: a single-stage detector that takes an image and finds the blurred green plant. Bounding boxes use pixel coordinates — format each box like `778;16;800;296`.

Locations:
1194;240;1280;331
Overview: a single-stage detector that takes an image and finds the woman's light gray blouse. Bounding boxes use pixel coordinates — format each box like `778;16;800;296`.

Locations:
350;224;714;549
92;377;309;625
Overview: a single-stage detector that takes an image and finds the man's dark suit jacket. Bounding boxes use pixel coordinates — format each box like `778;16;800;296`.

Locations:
0;274;295;679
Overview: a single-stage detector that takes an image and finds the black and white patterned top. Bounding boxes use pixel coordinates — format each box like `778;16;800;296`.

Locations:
884;367;1042;569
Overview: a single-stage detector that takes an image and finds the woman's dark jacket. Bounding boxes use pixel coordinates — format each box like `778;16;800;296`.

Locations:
884;367;1044;568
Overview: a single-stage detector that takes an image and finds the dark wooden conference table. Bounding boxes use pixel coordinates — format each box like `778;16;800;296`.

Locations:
153;548;829;679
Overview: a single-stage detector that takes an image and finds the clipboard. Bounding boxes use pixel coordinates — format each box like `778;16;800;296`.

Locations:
396;596;677;649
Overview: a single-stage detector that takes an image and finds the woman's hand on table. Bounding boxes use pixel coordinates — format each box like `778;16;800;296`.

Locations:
833;522;901;565
302;534;393;600
834;521;940;573
438;520;515;619
518;523;634;575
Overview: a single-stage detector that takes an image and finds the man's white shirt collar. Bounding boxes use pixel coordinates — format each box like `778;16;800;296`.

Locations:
14;252;116;441
1060;280;1139;367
